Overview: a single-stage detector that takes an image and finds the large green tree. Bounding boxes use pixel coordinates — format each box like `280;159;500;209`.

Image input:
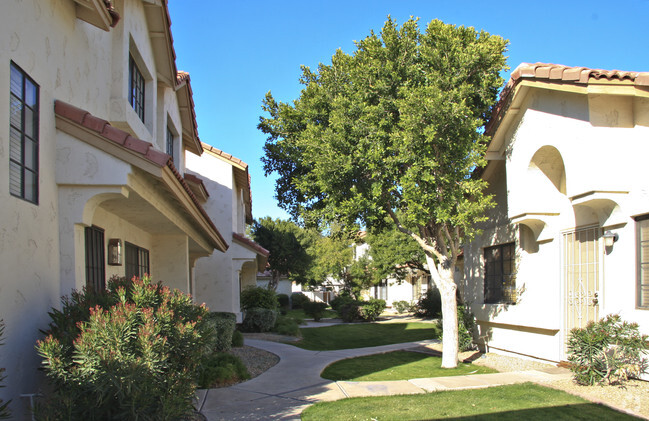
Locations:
259;17;507;367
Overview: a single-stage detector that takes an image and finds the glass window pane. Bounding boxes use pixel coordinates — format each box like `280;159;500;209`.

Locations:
9;162;22;196
10;65;22;96
24;169;37;202
24;107;34;138
24;139;37;171
10;95;22;129
10;127;22;163
25;80;37;107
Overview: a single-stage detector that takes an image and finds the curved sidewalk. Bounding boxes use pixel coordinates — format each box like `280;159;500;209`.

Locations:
197;339;571;420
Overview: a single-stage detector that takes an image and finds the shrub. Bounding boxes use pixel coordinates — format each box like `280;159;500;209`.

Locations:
360;299;386;321
457;304;476;351
290;292;310;309
208;312;236;352
0;320;10;420
36;276;213;420
241;286;278;311
242;308;278;332
330;294;356;313
277;293;290;309
231;330;244;348
196;352;249;388
303;300;328;321
338;301;361;323
415;288;442;319
567;314;649;385
393;300;413;314
273;315;301;336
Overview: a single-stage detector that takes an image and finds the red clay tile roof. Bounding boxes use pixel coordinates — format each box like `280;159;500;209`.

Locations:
201;143;249;169
54;100;227;250
487;62;649;135
176;71;201;153
232;232;270;257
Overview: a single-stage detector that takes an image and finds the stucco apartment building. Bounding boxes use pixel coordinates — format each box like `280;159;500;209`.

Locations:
464;63;649;367
0;0;266;415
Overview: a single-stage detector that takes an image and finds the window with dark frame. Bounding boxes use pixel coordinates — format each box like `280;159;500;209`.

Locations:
129;55;145;122
484;242;516;304
636;215;649;309
9;62;39;204
125;242;150;280
85;226;106;292
166;125;175;163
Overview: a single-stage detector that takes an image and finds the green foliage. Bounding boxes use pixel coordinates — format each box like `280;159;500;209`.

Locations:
35;276;212;420
366;225;426;282
196;352;250;389
242;308;278;333
457;304;476;352
415;289;442;319
331;295;362;322
231;330;244;348
273;315;301;336
393;300;414;314
0;320;10;420
567;314;649;385
276;293;290;309
208;312;236;353
240;286;279;311
360;299;386;321
252;217;316;288
302;300;328;321
290;292;310;309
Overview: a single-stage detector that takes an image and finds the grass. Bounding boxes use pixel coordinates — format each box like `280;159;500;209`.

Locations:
294;322;440;350
321;351;497;381
301;382;638;420
285;308;337;320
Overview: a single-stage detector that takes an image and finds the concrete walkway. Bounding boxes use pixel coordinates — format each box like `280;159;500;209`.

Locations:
197;339;571;420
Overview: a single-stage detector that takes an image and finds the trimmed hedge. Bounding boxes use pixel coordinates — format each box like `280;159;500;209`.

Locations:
231;330;244;348
303;300;328;321
360;299;386;321
208;312;236;352
242;308;278;332
241;286;278;311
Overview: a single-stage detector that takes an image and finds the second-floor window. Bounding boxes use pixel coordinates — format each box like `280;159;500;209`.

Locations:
166;125;175;164
129;55;145;122
9;62;39;204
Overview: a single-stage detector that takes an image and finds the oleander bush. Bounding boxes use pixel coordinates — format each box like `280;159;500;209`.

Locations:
290;292;310;309
209;312;236;352
393;300;413;314
0;320;10;420
567;314;649;386
360;299;386;321
240;286;278;311
242;308;278;332
196;352;249;388
35;275;214;421
303;300;328;321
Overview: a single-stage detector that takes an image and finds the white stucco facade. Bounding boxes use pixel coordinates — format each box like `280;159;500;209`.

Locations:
464;63;649;364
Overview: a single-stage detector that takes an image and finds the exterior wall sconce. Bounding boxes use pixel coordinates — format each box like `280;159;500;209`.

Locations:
603;230;619;248
108;238;122;265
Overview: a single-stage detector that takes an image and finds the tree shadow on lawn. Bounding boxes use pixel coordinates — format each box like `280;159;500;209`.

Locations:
432;403;638;420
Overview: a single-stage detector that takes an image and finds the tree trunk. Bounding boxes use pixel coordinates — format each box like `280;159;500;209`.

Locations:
425;255;458;368
267;271;280;291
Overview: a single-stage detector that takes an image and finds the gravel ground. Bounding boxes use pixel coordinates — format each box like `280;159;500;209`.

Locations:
227;344;280;380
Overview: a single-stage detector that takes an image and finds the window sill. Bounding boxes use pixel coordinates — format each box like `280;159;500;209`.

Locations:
109;98;152;144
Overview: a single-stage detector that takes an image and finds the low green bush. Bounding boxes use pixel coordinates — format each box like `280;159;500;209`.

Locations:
241;286;278;311
242;308;278;332
208;312;236;352
415;288;442;319
393;300;413;314
360;299;386;321
36;276;213;420
277;293;290;309
330;294;355;313
303;300;328;321
231;330;244;348
273;315;301;336
197;352;250;388
290;292;310;309
567;314;649;385
0;320;10;420
458;304;476;351
338;301;361;323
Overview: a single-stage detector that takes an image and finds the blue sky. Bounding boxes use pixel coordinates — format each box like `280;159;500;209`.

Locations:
168;0;649;221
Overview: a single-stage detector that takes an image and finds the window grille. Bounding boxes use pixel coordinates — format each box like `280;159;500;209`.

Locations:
129;55;145;122
85;226;106;291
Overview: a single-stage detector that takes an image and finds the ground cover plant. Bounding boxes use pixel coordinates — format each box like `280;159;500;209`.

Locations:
301;383;637;421
321;350;496;381
294;322;440;351
196;352;250;388
36;276;214;420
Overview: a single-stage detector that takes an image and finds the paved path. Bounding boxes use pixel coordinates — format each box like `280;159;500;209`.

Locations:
197;338;571;420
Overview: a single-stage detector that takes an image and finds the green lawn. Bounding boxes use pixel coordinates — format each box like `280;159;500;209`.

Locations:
321;351;496;381
285;308;338;320
301;383;638;420
294;322;440;350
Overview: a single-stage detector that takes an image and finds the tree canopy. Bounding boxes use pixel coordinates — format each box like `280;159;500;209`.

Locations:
259;17;508;367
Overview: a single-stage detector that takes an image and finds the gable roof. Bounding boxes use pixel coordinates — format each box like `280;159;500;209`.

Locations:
176;71;203;155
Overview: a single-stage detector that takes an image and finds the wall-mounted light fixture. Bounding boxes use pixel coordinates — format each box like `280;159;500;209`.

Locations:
108;238;122;265
603;230;619;248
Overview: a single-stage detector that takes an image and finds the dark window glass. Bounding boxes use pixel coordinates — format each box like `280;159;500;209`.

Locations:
129;55;145;122
484;243;516;304
85;226;106;292
166;125;175;163
125;242;150;280
9;62;39;203
637;216;649;309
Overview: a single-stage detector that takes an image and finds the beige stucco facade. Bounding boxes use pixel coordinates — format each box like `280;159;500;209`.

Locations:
0;1;229;416
464;63;649;364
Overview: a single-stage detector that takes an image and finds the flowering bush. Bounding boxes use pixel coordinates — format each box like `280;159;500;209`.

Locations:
36;276;213;420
